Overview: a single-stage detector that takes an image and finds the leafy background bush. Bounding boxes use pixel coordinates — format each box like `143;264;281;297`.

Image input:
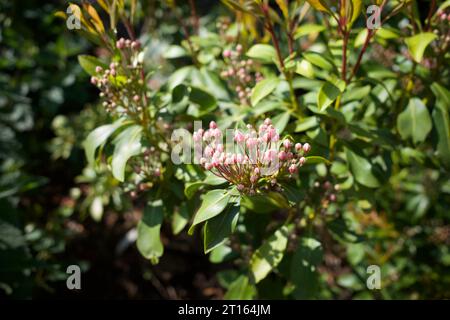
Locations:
0;0;449;299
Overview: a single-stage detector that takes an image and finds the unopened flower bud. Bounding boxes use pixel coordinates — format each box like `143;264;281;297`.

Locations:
131;41;141;50
283;139;292;149
223;49;232;58
288;164;298;174
116;38;125;49
302;143;311;153
209;121;217;129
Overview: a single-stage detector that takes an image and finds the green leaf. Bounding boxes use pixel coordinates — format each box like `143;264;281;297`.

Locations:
431;83;450;167
246;44;277;64
241;192;289;213
272;111;290;133
224;275;256;300
303;52;334;71
354;29;368;48
171;203;189;235
163;45;189;59
305;0;332;13
305;156;331;165
184;174;227;199
317;82;341;111
78;55;107;76
294;24;325;39
345;148;380;188
111;125;142;182
188;189;232;234
189;86;217;114
209;245;235;263
290;237;323;299
137;200;164;264
83;119;125;166
251;78;279;106
405;33;437;63
295;116;319;132
204;204;240;253
250;225;290;283
295;59;315;79
348;0;362;26
397;98;432;144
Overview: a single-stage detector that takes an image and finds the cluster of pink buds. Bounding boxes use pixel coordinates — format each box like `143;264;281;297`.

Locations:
220;44;264;106
89;38;144;116
193;119;311;194
128;146;162;198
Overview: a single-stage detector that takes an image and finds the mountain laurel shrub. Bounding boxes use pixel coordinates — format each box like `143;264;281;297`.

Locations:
57;0;450;299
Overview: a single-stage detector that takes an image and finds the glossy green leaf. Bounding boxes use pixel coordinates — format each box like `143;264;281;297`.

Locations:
83;119;125;166
171;203;189;235
305;0;331;13
250;225;290;283
295;116;319;132
295;59;315;79
188;189;232;234
303;52;334;71
78;55;107;76
317;82;341;111
346;148;380;188
272;111;290;133
111;125;142;182
204;204;239;253
137;200;164;264
251;78;279;106
294;24;326;39
397;98;432;144
405;33;437;63
431;83;450;167
246;44;277;64
224;275;256;300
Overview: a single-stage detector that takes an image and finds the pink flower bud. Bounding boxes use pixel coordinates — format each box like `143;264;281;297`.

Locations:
204;146;214;157
131;41;141;50
299;157;306;166
288;164;298;174
209;121;217;129
95;66;103;73
216;144;224;153
302;143;311;153
205;163;213;170
264;118;272;126
223;49;232;58
200;157;207;165
234;131;245;143
133;95;140;102
125;39;131;47
237;184;245;191
250;175;258;184
254;167;260;175
90;76;97;85
193;132;201;142
116;38;125;49
295;143;302;151
236;44;243;53
278;151;287;161
283;139;292;149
